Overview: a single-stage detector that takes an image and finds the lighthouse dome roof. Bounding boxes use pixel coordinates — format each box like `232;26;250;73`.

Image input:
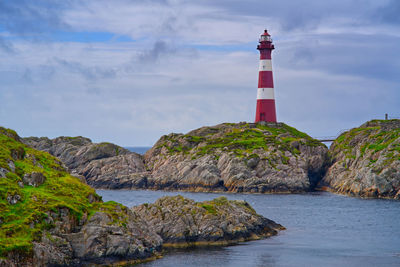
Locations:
261;29;270;36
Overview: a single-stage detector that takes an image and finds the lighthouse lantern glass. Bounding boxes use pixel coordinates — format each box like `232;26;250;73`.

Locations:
260;35;271;42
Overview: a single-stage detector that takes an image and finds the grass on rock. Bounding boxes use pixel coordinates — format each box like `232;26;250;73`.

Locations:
0;127;127;257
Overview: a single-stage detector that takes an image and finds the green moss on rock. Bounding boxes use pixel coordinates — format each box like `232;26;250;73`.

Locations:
154;122;325;159
0;126;127;257
325;119;400;199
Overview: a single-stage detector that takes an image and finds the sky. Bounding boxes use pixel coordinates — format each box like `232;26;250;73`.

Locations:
0;0;399;146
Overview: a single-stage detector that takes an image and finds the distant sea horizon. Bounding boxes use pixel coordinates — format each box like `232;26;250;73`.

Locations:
125;146;152;154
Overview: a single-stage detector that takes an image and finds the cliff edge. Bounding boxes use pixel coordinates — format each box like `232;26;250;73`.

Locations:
322;120;400;199
22;136;146;188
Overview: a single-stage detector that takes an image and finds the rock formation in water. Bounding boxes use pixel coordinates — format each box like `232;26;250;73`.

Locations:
140;122;329;193
133;195;284;247
1;126;283;266
23;123;330;193
22;136;146;188
322;119;400;199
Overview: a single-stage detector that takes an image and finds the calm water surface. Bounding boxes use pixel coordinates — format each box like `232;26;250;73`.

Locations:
97;190;400;267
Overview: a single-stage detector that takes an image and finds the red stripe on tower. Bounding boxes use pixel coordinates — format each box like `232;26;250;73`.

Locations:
255;29;277;123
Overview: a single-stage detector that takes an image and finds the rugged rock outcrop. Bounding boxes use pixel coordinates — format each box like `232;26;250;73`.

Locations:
22;122;329;193
22;136;146;188
30;207;162;267
1;126;284;266
322;120;400;199
133;195;284;247
137;122;329;193
0;127;161;267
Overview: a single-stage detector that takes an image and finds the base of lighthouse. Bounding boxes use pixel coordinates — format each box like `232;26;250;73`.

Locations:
255;99;277;123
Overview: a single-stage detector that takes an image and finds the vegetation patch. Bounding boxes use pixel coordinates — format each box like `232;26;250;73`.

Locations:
155;123;325;160
0;126;128;257
332;120;400;167
200;204;217;215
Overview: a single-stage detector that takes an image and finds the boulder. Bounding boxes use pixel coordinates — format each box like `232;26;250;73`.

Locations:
7;194;21;205
22;172;46;187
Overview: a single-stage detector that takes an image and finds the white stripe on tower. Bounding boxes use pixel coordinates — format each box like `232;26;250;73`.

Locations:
257;88;274;99
258;59;272;71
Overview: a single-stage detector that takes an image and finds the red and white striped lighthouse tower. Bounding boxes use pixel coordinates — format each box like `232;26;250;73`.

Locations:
255;29;277;123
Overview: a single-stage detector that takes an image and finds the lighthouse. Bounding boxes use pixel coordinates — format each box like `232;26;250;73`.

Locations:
255;29;277;123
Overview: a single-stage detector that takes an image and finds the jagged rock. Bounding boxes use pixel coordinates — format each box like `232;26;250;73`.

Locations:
33;234;75;267
0;127;162;267
65;211;162;263
82;153;146;188
2;126;285;266
142;122;329;193
22;136;145;188
322;119;400;199
22;122;329;193
133;195;285;246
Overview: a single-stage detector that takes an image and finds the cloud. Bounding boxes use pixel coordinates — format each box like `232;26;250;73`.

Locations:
0;0;399;146
0;37;14;53
0;0;72;35
138;40;176;63
377;0;400;25
53;58;117;81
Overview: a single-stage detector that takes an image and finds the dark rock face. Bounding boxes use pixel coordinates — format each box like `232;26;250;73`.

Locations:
81;154;147;188
22;136;146;188
322;120;400;199
64;211;162;264
140;123;329;193
133;195;285;246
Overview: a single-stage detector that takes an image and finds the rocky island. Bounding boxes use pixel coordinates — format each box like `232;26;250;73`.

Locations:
143;122;329;193
322;119;400;199
133;195;284;247
24;122;330;194
0;127;283;266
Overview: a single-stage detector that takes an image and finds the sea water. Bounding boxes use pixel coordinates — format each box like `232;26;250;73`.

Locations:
97;190;400;267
